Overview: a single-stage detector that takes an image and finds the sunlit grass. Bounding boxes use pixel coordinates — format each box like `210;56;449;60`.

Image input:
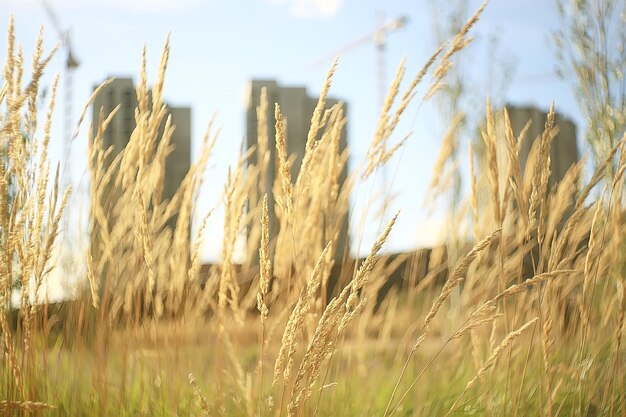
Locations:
1;1;625;416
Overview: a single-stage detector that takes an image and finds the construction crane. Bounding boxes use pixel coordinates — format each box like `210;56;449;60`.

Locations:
310;14;408;233
42;0;80;247
310;14;408;109
41;0;80;194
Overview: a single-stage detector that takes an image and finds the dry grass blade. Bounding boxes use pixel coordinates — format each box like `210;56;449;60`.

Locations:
421;228;501;332
428;113;464;202
0;400;55;412
189;373;211;417
287;214;399;417
384;228;501;417
424;0;490;101
274;103;293;221
273;242;331;388
444;317;539;417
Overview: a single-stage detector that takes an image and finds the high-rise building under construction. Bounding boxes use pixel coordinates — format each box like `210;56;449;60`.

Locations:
91;77;191;205
504;105;579;189
245;79;350;262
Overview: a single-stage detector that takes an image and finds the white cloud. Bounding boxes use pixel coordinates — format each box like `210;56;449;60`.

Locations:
8;0;201;14
264;0;344;18
290;0;343;17
97;0;201;13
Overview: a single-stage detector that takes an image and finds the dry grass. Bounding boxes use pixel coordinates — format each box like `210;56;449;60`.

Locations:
1;2;625;416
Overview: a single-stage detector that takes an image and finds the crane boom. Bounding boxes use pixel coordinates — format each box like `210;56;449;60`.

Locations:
40;0;80;241
41;0;80;69
309;16;408;71
41;0;65;41
308;14;408;232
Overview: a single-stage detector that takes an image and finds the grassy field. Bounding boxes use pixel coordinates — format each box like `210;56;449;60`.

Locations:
1;1;625;416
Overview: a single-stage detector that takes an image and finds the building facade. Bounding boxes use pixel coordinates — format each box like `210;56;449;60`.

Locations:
91;77;191;229
505;105;579;190
245;79;350;263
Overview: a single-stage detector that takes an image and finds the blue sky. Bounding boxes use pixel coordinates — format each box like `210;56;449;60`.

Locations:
1;0;582;262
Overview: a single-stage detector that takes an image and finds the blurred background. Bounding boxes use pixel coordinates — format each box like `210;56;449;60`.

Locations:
0;0;585;298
